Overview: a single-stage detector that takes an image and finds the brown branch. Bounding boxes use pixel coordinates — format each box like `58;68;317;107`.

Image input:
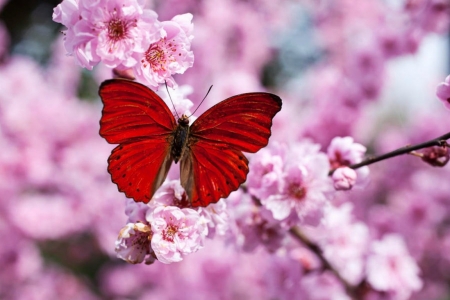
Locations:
329;131;450;175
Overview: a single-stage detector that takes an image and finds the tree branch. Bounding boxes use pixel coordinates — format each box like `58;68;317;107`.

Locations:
329;131;450;175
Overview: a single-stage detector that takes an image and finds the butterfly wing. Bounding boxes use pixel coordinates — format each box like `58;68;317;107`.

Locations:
99;79;177;203
181;93;282;207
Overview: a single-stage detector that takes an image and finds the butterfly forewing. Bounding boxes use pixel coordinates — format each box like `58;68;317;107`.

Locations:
181;93;282;206
99;79;176;144
189;93;282;153
99;79;177;203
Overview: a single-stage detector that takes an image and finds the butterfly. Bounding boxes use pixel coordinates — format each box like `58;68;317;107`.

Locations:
99;79;282;207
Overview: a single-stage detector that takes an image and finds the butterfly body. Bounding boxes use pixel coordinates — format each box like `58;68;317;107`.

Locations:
99;79;282;207
171;115;190;163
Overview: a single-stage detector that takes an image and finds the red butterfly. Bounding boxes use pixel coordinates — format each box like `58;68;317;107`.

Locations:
99;79;282;207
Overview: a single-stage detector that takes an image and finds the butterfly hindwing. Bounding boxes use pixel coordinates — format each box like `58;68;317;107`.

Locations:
181;141;249;207
108;140;173;202
99;79;176;202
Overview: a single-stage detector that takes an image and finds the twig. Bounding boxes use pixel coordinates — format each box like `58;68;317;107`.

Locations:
329;131;450;175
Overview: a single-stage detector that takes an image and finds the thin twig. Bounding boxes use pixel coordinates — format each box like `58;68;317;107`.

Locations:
329;131;450;175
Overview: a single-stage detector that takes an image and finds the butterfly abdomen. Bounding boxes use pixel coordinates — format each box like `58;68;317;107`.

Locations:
171;116;190;163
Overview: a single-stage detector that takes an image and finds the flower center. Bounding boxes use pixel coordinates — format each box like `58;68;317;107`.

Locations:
162;224;178;242
133;230;151;250
143;41;168;72
288;182;306;200
330;151;351;169
107;18;128;42
142;38;180;72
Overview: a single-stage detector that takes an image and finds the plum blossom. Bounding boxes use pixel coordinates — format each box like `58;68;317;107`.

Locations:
147;205;207;264
328;136;369;186
250;142;332;226
148;180;191;209
115;222;155;264
366;234;423;299
157;84;195;118
53;0;160;69
226;190;286;253
327;136;366;168
133;13;194;88
418;145;450;167
124;198;149;223
117;181;210;264
318;203;369;284
436;75;450;110
247;142;285;201
332;167;357;191
197;199;229;237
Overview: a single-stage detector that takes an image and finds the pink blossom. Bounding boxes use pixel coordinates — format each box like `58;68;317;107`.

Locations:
133;13;194;88
115;222;155;264
226;190;286;253
328;136;369;186
366;234;423;299
53;0;160;69
328;136;366;168
197;199;229;237
148;180;191;209
247;142;285;201
301;271;351;300
156;84;195;117
318;203;369;284
124;198;149;223
332;167;357;191
436;75;450;110
147;206;207;264
256;142;332;226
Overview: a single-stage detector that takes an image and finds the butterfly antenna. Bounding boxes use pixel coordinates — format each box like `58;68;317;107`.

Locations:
165;81;180;119
189;85;213;118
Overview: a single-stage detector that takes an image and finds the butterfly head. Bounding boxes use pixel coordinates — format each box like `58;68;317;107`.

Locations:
178;114;190;126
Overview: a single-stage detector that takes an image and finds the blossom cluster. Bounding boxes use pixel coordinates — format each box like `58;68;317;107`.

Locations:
116;181;227;264
53;0;194;88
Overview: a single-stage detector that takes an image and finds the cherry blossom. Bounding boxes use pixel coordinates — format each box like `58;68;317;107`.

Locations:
436;75;450;110
53;0;160;69
318;203;369;284
332;167;357;191
133;13;194;88
254;142;332;225
328;136;369;186
148;205;207;264
366;234;423;299
115;222;155;264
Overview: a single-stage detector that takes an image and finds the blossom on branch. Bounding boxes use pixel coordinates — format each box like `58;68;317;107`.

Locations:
53;0;160;70
436;75;450;110
148;205;207;264
52;0;194;88
133;13;195;88
248;142;333;226
115;222;155;264
332;167;357;191
328;136;369;187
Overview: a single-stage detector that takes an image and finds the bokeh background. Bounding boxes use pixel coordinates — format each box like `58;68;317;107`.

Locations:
0;0;450;299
